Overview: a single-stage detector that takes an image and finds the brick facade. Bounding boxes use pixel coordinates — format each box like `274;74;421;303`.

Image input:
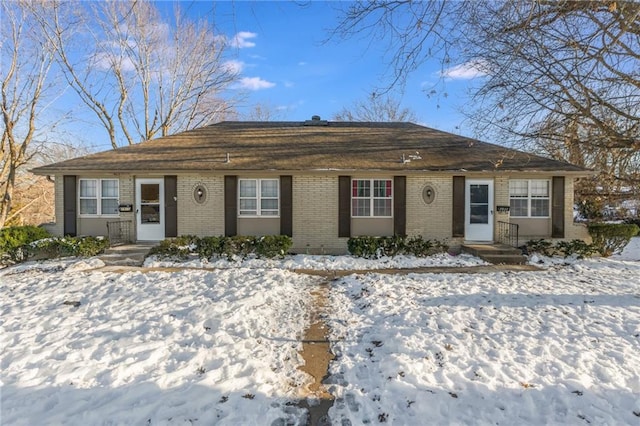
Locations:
51;172;588;251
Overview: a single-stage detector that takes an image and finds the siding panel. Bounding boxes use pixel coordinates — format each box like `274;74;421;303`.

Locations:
393;175;406;236
338;176;351;238
224;176;237;236
452;176;465;237
280;175;293;237
552;176;565;238
63;175;77;236
164;175;178;237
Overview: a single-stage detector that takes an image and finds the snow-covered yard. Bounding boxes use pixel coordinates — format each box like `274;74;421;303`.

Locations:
1;265;316;425
1;239;639;425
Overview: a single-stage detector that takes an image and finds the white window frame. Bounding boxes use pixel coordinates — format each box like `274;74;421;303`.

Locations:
238;178;280;217
351;178;393;218
509;179;550;218
78;178;120;217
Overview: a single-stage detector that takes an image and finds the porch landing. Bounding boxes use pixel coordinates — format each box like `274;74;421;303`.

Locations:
99;244;155;267
461;243;527;265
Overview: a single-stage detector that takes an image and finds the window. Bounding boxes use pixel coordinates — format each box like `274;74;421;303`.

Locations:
239;179;279;216
79;178;119;216
352;179;392;217
509;179;550;217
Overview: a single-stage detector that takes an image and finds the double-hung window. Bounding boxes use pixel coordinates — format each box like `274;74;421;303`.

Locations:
352;179;393;217
79;178;119;216
239;179;279;216
509;179;550;217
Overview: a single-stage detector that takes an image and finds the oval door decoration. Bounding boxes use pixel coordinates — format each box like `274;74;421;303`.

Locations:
193;184;207;204
422;184;436;204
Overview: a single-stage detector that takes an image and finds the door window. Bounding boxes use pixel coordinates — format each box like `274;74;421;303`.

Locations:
140;184;160;223
469;184;489;224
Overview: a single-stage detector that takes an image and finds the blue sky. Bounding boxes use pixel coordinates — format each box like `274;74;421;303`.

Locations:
50;1;484;152
173;1;482;133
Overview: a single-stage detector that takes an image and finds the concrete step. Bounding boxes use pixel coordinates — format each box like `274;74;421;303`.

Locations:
99;254;146;267
478;254;527;265
461;244;526;265
100;244;154;267
104;244;154;256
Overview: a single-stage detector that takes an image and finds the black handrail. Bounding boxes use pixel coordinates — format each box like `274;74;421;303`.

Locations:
497;221;519;247
106;220;133;246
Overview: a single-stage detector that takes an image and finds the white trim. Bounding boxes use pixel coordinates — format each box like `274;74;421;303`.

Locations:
351;178;393;218
238;178;280;217
135;178;165;241
509;179;551;218
78;178;120;217
465;179;494;242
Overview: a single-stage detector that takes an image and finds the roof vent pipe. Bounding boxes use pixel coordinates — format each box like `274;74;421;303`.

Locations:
304;115;328;126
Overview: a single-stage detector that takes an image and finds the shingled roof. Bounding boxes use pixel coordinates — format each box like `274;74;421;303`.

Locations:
32;121;588;174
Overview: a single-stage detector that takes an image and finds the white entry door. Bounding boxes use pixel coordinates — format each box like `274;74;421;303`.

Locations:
136;178;165;241
465;179;494;242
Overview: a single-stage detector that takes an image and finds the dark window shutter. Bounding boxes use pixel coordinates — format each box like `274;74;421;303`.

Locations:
280;175;293;237
552;176;565;238
224;176;237;237
452;176;465;237
393;176;406;236
164;175;178;237
63;175;77;236
338;176;351;238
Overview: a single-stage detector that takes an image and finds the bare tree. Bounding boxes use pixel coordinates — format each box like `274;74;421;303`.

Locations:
0;2;57;228
242;102;285;121
331;1;469;90
333;1;640;211
463;1;640;206
36;1;239;148
6;142;89;227
333;93;418;122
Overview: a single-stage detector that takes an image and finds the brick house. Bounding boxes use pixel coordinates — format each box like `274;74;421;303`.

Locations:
31;118;590;253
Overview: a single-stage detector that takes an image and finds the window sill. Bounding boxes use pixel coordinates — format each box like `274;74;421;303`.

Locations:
351;216;394;219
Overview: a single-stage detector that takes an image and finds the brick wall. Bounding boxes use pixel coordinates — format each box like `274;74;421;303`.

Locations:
176;175;225;236
406;175;453;240
292;175;346;254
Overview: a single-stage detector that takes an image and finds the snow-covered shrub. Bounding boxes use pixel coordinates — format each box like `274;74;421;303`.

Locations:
150;235;292;261
0;225;51;263
588;223;640;257
254;235;293;258
148;237;196;260
525;239;554;257
554;239;598;259
27;236;110;260
347;235;449;259
525;238;597;259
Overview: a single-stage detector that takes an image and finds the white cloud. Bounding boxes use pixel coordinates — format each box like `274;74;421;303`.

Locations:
298;61;307;66
238;77;275;90
440;60;488;80
283;80;295;88
91;52;137;72
222;60;244;74
229;31;258;48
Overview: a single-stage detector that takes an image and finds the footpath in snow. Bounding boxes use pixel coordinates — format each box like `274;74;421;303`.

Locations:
1;238;639;425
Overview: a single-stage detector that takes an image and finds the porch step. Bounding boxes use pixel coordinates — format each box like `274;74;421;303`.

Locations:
462;244;526;265
99;244;155;267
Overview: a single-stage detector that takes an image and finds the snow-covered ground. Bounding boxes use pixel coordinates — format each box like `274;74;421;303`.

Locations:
1;265;316;425
144;252;488;271
1;238;639;425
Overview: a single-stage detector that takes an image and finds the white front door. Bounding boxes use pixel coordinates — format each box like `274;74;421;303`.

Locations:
465;179;494;242
136;178;165;241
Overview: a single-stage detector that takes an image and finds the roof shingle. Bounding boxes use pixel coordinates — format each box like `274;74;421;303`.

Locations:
32;121;588;174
